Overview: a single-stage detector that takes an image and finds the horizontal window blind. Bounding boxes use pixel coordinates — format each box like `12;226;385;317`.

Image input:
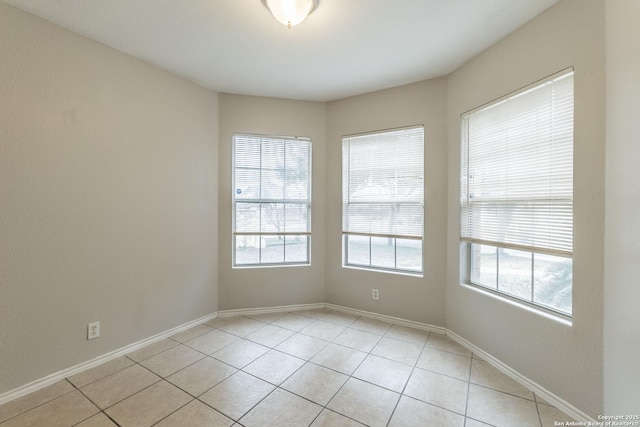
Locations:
233;134;311;266
461;70;574;256
343;126;424;239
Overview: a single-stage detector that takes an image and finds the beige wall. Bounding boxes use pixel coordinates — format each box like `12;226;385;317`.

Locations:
2;0;628;417
217;94;326;310
604;0;640;413
0;3;219;395
446;0;605;415
325;79;448;325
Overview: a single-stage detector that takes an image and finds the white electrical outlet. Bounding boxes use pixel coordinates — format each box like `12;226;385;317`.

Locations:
88;321;100;340
372;288;380;300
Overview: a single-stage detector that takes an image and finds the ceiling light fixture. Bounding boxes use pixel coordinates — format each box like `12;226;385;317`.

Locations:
262;0;317;29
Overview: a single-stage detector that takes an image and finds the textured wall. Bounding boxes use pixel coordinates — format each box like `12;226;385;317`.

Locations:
217;94;326;310
325;79;448;326
0;3;219;394
604;0;640;414
445;0;605;416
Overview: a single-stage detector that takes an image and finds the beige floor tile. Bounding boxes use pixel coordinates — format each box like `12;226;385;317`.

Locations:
199;371;275;420
352;354;413;392
271;313;315;332
425;333;472;357
75;412;118;427
81;364;160;409
0;380;74;423
1;391;98;427
245;311;287;323
216;316;264;337
327;378;399;427
417;347;472;381
211;339;269;368
311;409;366;426
389;395;465;427
473;352;486;361
170;323;214;343
371;336;423;366
538;402;575;426
470;359;534;400
350;317;392;335
333;328;381;352
467;384;540;427
465;418;494;427
243;350;305;385
139;344;204;378
183;329;238;355
311;343;367;375
167;357;237;397
155;400;233;427
105;381;192;427
384;324;430;345
126;338;179;362
281;363;348;405
404;368;469;415
296;308;330;319
68;356;134;388
320;310;359;326
275;333;328;360
239;388;322;427
300;320;347;341
203;317;226;328
245;324;295;347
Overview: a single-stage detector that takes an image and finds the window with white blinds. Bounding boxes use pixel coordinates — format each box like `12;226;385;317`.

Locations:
233;134;311;267
342;126;424;274
461;70;574;256
461;69;574;316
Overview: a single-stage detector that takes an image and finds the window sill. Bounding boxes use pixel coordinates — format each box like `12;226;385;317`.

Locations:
343;264;423;278
233;263;310;269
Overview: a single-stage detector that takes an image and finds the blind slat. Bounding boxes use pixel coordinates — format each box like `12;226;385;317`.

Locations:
233;134;311;235
461;71;574;254
343;127;424;238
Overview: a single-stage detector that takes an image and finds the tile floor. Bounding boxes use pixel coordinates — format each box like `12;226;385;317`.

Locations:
0;308;576;426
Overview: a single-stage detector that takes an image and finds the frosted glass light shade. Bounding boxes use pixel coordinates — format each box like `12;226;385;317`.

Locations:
263;0;316;28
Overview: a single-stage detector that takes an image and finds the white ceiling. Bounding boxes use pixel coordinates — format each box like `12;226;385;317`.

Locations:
2;0;558;102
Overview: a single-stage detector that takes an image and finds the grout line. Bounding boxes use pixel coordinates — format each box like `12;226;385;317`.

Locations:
534;393;545;427
463;348;474;426
102;410;122;426
470;383;537;402
0;382;79;425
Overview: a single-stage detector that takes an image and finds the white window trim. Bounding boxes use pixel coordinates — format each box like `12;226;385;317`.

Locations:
342;125;425;275
232;133;312;268
460;69;574;317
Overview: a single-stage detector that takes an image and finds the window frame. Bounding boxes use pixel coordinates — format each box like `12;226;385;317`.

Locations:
232;133;312;268
342;125;425;276
460;69;574;317
466;242;573;317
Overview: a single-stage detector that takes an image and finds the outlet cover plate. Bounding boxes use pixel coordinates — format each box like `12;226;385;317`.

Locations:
88;321;100;340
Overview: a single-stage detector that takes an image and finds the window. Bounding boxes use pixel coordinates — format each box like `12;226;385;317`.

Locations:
460;69;574;316
342;126;424;274
233;134;311;267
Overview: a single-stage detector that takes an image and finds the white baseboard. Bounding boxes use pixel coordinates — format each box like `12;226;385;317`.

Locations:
217;302;325;317
219;302;448;336
447;331;594;423
325;303;448;335
0;303;594;423
0;312;217;406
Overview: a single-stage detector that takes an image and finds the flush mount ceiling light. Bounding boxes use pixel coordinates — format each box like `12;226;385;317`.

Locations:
262;0;318;29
